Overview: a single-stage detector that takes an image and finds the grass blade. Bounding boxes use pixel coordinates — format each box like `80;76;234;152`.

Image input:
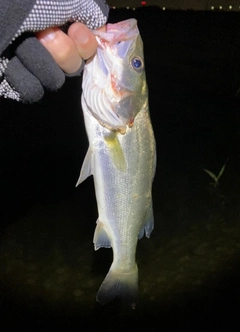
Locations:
203;169;218;182
217;158;229;181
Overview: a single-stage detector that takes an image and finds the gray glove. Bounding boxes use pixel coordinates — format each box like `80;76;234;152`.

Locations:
0;0;109;102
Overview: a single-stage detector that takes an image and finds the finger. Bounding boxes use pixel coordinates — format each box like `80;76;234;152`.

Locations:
68;22;99;60
5;56;44;103
16;37;65;91
36;28;82;74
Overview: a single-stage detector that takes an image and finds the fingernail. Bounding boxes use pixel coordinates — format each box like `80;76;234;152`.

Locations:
39;28;56;41
73;27;89;44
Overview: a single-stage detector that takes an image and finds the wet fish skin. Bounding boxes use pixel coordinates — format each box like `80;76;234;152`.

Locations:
76;19;156;305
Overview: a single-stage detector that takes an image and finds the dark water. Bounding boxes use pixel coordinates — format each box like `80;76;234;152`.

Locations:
1;8;240;331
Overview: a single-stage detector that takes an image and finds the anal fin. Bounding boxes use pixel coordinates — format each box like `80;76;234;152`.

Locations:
93;219;112;250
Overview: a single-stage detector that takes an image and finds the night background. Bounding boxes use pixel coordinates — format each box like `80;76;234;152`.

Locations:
1;5;240;331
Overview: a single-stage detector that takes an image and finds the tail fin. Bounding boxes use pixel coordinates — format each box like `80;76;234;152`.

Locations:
96;264;138;306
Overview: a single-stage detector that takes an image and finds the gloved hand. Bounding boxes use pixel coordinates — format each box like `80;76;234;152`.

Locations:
0;0;109;102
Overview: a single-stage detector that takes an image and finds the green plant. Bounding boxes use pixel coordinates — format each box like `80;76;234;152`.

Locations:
203;158;229;188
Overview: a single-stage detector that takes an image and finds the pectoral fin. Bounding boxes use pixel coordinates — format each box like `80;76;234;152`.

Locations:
104;132;126;171
76;147;92;187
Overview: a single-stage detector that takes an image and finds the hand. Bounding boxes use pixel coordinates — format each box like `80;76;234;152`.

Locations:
0;0;109;103
37;22;100;75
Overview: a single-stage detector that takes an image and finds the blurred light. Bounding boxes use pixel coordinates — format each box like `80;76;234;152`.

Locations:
162;7;166;10
141;1;147;5
126;6;129;9
219;6;222;10
211;6;214;10
229;5;232;9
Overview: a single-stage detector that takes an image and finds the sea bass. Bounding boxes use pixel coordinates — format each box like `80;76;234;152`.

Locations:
76;18;156;305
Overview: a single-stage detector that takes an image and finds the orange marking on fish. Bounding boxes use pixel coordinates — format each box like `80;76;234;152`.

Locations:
111;74;125;98
127;118;134;127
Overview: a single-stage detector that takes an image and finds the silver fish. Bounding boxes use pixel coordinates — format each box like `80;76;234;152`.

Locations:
76;18;156;305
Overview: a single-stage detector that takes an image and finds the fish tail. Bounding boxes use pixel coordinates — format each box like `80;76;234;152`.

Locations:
96;264;138;306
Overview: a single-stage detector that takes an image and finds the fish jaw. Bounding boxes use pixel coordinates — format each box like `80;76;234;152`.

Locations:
94;19;139;46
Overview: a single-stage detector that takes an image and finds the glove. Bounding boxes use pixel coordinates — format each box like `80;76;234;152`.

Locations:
0;0;109;102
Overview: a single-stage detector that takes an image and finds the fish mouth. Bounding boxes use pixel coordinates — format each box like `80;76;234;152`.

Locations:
94;19;139;47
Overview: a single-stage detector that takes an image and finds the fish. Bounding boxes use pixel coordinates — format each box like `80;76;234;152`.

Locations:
76;18;156;305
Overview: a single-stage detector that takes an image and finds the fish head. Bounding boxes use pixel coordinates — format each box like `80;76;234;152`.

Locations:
85;19;147;133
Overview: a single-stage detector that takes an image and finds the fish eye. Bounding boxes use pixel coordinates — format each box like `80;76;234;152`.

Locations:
131;57;143;71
